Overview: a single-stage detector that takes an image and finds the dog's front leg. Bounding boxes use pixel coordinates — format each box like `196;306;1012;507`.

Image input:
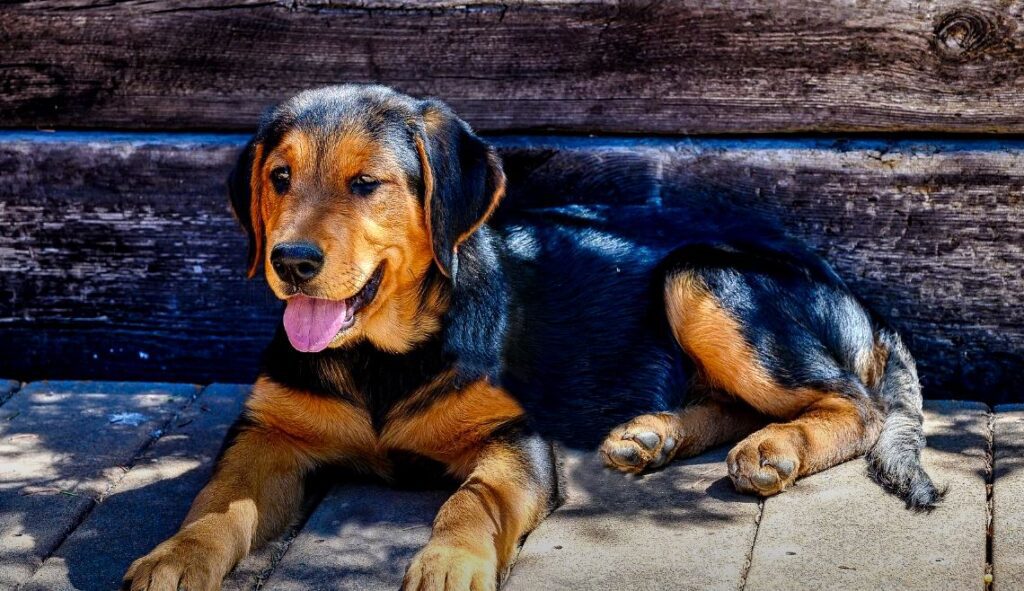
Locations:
125;378;374;591
123;420;313;591
402;433;558;591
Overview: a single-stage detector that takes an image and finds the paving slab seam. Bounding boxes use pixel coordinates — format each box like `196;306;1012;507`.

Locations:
246;481;333;590
986;410;995;589
249;524;303;590
737;498;765;591
92;384;206;504
18;382;206;585
991;404;1024;591
0;380;23;407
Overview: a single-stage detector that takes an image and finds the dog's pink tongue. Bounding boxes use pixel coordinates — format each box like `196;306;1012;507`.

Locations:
283;296;351;353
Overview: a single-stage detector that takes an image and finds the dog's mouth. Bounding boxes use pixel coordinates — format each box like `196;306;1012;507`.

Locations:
282;264;385;353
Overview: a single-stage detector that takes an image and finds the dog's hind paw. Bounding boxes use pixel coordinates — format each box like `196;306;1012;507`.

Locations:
727;428;802;496
600;412;681;474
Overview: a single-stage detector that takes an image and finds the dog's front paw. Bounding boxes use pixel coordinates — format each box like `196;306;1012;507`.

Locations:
402;542;498;591
123;534;228;591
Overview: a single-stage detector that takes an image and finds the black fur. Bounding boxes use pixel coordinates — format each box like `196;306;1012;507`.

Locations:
417;100;504;279
227;138;259;273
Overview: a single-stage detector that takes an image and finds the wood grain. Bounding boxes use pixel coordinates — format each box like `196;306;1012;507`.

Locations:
0;132;1021;403
3;1;1024;133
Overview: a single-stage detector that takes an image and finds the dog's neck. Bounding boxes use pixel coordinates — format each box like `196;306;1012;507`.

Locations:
359;261;449;355
435;226;510;377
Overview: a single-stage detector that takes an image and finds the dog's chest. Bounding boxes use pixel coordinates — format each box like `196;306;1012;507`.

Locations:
329;378;522;481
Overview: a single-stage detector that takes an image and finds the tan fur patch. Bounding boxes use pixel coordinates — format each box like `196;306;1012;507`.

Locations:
674;397;765;453
666;271;820;418
246;377;377;458
431;443;543;572
733;394;878;480
856;339;890;391
786;394;879;473
383;380;525;479
726;393;881;498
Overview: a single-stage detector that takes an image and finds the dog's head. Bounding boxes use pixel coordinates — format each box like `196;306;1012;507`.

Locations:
229;85;505;353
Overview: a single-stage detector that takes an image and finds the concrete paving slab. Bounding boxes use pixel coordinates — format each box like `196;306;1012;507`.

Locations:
22;383;249;591
745;401;990;591
992;404;1024;591
505;446;761;591
260;484;450;591
0;381;197;588
0;393;997;590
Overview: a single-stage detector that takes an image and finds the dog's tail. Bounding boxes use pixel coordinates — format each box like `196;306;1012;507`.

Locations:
865;327;945;510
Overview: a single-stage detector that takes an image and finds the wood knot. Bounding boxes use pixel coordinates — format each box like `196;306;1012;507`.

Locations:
933;9;1001;59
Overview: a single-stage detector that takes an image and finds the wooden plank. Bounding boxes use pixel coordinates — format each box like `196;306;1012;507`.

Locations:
505;448;760;591
992;404;1024;591
20;384;247;591
4;1;1024;133
744;401;990;591
259;484;449;590
0;381;197;588
2;133;1022;401
0;132;270;384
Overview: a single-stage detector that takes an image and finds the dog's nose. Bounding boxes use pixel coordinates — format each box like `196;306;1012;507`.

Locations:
270;242;324;285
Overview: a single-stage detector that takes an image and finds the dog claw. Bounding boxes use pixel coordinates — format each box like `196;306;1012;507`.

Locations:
772;458;796;477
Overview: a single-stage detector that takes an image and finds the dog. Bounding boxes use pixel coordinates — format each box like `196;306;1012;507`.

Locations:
124;85;941;591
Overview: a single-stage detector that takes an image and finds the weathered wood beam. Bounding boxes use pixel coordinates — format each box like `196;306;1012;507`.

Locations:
3;1;1024;133
1;132;1021;402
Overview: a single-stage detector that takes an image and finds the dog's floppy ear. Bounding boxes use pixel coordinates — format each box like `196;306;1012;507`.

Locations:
228;138;266;278
414;100;505;279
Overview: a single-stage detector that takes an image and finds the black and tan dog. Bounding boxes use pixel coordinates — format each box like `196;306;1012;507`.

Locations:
125;85;941;591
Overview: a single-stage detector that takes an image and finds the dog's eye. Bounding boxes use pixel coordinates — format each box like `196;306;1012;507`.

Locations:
350;175;380;197
270;166;290;194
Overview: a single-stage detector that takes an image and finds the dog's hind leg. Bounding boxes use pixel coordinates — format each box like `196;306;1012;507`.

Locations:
660;263;883;497
725;394;877;495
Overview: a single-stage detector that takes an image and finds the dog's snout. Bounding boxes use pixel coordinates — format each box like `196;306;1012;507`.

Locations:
271;242;324;285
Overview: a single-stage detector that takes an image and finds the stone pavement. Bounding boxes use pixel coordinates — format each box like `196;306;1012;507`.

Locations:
0;381;1009;590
